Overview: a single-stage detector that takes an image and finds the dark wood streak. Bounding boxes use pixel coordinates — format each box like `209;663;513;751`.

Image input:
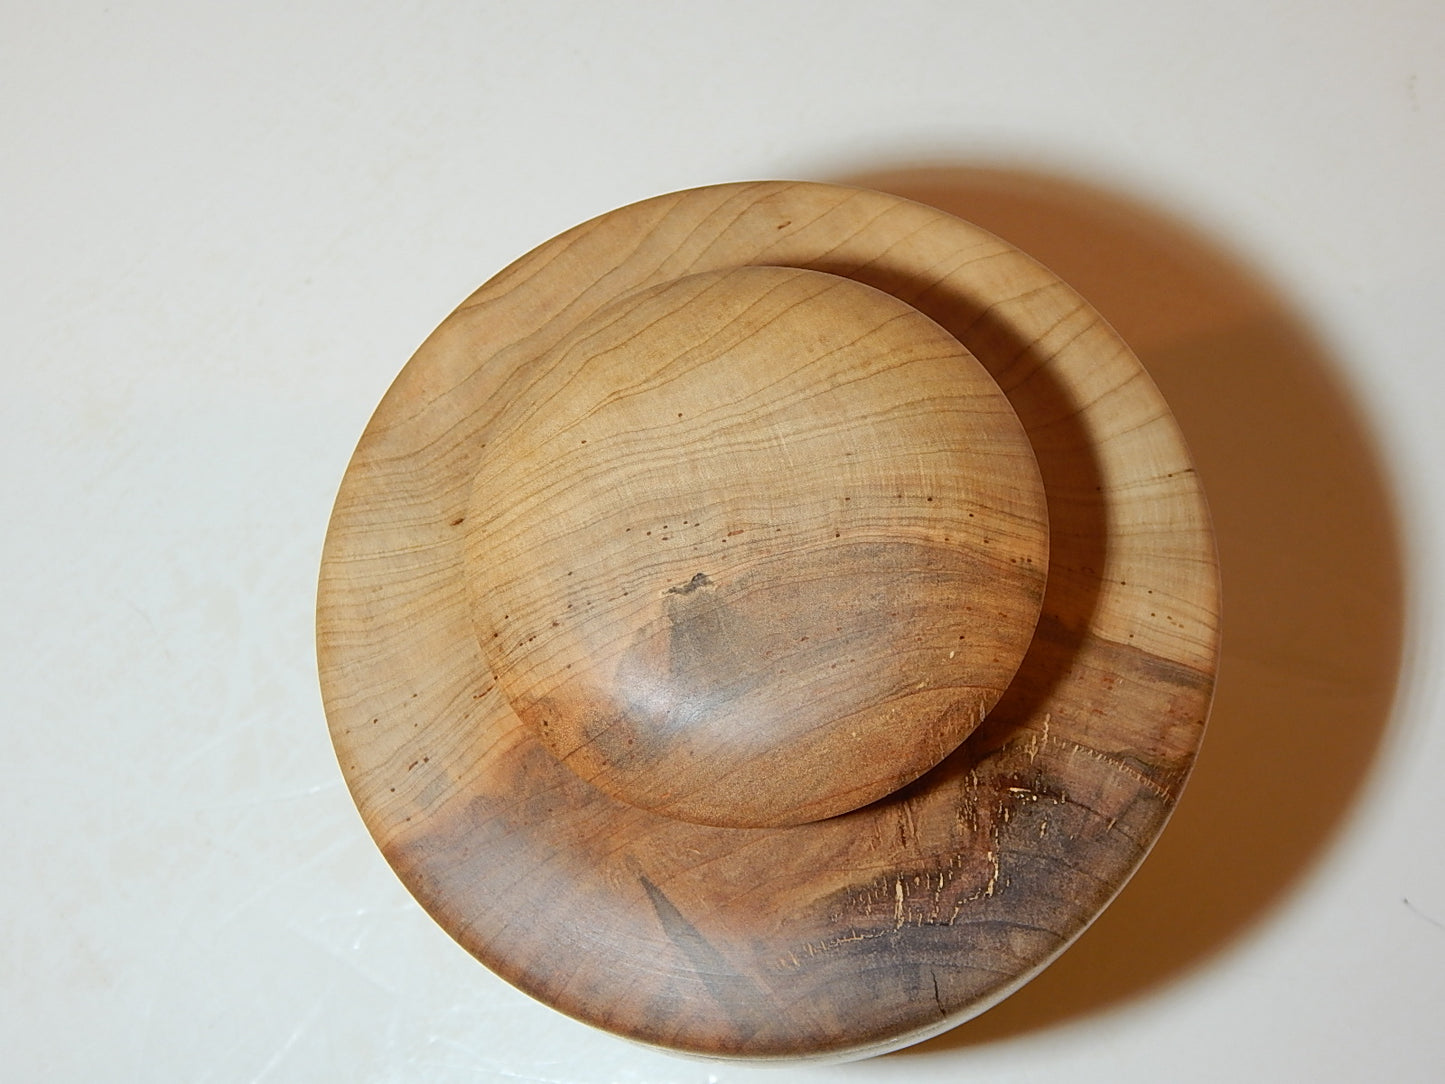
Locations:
636;872;770;1037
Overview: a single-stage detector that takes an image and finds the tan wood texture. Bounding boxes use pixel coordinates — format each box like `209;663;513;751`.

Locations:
464;265;1048;827
317;182;1220;1060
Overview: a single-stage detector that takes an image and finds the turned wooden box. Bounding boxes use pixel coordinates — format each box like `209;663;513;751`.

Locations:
317;181;1220;1061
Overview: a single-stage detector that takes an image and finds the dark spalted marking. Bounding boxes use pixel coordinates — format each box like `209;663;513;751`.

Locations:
975;619;1214;797
637;873;768;1026
535;539;1040;826
380;650;1194;1057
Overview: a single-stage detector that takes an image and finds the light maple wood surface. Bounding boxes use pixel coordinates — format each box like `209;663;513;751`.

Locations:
464;264;1048;827
317;181;1220;1060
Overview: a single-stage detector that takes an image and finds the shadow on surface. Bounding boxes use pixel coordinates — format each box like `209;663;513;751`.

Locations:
832;165;1407;1049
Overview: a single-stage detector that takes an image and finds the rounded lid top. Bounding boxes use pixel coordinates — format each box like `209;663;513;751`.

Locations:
463;265;1048;827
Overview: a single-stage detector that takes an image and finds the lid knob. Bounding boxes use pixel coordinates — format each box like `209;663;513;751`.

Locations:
464;266;1048;827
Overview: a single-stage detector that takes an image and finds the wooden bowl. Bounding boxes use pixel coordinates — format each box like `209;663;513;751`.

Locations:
317;182;1220;1061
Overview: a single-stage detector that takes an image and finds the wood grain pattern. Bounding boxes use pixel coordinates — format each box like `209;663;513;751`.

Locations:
463;265;1047;827
317;182;1221;1060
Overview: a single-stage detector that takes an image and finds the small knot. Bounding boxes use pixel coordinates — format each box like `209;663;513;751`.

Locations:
665;572;713;596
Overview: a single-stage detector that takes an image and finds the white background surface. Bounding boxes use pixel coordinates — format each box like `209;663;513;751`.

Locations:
4;2;1443;1081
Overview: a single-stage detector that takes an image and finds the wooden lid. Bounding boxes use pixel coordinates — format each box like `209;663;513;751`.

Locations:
464;265;1048;828
318;182;1220;1060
